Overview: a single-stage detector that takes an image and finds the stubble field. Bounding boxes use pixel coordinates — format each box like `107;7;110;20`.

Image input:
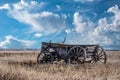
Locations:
0;50;120;80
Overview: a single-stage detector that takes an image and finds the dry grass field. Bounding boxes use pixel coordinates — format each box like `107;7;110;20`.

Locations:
0;50;120;80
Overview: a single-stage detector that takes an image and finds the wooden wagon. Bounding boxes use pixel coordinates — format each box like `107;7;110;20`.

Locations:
37;42;107;64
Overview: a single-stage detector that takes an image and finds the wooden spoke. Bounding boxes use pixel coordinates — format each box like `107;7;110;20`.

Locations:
76;47;79;54
99;57;105;59
37;53;45;63
99;53;104;57
73;48;76;54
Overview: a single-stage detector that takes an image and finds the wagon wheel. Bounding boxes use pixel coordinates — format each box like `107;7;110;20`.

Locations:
44;47;56;63
66;46;86;64
37;52;54;64
37;47;56;64
96;46;107;64
37;52;46;63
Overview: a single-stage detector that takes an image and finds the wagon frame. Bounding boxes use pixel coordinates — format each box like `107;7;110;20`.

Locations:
37;41;107;64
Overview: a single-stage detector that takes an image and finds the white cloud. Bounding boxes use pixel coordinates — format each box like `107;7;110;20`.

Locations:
92;5;120;38
0;0;65;35
12;0;44;11
91;5;120;47
65;29;71;34
74;0;94;3
0;35;36;49
107;5;120;32
68;5;120;49
34;33;42;38
62;14;67;19
73;12;94;33
0;3;10;10
56;5;61;11
39;11;59;17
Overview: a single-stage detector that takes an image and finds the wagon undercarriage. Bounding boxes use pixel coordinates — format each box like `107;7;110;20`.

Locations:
37;42;107;64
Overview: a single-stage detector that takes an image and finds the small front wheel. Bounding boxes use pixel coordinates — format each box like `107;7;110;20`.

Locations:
44;53;54;63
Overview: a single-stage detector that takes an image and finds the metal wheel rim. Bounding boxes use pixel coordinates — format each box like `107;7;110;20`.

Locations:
97;46;107;64
45;53;54;63
67;46;86;64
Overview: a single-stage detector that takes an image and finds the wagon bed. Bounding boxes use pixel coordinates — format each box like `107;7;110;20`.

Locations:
42;42;99;46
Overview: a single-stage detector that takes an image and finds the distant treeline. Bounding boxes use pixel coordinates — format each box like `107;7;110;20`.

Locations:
105;49;120;51
0;48;40;51
0;48;119;51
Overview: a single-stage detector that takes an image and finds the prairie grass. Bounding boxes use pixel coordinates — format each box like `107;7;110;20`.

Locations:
0;51;120;80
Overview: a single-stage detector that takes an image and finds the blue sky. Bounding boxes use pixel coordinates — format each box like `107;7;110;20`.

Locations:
0;0;120;50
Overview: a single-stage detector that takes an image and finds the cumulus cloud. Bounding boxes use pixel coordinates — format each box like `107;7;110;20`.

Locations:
73;12;94;33
107;5;120;32
92;5;120;37
0;0;65;35
34;33;42;38
91;5;120;48
0;35;36;49
69;5;120;49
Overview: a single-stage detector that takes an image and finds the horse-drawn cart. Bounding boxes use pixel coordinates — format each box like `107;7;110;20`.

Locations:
37;42;107;64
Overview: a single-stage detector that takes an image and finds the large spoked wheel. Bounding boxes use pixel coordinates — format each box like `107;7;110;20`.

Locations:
96;46;107;64
66;46;86;64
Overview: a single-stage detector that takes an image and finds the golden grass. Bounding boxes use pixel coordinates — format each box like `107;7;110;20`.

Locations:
0;51;120;80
